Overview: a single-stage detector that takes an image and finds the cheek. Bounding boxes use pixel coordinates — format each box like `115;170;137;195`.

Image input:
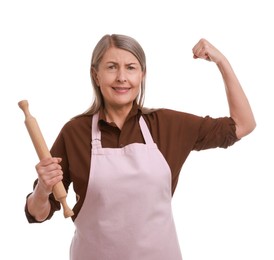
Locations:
97;73;115;86
132;73;143;86
96;73;110;87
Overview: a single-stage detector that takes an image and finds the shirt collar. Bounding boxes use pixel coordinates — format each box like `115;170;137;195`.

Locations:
98;101;142;125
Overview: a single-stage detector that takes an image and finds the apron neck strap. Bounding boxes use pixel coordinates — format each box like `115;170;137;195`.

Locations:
91;112;101;149
139;116;154;145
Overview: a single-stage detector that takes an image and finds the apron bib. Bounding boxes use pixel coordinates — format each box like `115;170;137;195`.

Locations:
70;112;182;260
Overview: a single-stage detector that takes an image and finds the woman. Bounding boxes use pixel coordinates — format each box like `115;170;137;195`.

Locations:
25;34;256;259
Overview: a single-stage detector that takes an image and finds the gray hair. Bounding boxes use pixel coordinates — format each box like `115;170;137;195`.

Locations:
84;34;147;115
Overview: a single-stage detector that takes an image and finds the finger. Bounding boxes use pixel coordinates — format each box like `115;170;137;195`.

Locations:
193;45;212;61
36;163;58;174
40;164;63;177
192;38;213;60
206;54;212;61
38;174;63;194
45;162;62;171
40;157;62;165
36;161;63;181
44;174;63;187
192;38;206;54
193;47;206;59
192;43;201;57
40;168;63;184
36;157;62;170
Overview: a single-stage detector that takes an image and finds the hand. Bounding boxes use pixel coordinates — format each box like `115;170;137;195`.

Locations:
192;38;225;64
35;157;63;196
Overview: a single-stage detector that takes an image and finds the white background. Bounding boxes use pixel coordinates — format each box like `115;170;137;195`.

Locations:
1;0;273;259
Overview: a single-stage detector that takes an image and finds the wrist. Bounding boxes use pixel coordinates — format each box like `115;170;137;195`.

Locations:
215;54;228;66
27;186;51;222
33;183;51;203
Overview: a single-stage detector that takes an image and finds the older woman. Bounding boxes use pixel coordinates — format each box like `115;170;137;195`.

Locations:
25;34;256;260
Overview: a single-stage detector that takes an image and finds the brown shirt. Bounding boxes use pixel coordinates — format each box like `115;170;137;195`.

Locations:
25;103;239;222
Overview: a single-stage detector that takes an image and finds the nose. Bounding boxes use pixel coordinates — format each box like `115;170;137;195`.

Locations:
116;68;127;83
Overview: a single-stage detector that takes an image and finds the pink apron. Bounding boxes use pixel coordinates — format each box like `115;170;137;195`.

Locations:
70;112;182;260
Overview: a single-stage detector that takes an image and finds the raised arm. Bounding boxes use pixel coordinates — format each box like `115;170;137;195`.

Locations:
192;38;256;139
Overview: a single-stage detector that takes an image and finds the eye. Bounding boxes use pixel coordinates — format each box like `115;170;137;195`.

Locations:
127;65;136;70
108;64;116;70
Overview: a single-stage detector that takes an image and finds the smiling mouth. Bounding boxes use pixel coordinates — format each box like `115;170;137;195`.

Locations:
112;87;131;93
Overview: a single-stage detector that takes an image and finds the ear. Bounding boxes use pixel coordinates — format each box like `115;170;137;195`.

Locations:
91;67;100;87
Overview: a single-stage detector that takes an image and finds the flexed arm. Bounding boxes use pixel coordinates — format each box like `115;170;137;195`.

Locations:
192;39;256;139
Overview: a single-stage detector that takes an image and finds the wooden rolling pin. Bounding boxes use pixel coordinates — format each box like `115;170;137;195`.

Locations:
18;100;74;218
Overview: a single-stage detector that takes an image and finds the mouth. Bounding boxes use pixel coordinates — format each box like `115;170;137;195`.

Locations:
112;87;131;93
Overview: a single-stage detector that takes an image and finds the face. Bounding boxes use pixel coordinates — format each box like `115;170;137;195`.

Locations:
93;47;144;110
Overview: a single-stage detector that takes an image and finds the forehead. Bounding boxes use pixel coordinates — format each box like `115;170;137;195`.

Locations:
101;47;139;64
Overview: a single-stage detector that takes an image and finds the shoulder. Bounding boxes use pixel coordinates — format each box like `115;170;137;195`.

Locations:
51;114;92;152
141;107;204;125
60;114;92;136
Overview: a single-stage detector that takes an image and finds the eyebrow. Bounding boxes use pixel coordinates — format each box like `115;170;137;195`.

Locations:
106;61;138;66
